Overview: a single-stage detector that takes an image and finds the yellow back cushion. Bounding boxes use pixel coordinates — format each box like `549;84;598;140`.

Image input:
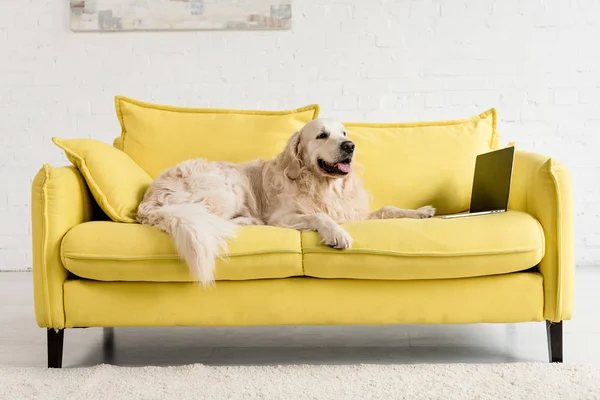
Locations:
115;96;320;177
346;109;501;215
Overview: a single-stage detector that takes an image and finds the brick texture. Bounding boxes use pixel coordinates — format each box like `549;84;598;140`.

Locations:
1;0;599;270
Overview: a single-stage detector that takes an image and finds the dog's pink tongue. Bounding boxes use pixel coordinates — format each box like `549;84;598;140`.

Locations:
336;162;351;173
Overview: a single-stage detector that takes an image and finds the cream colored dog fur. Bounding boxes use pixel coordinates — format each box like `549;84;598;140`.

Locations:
137;118;435;285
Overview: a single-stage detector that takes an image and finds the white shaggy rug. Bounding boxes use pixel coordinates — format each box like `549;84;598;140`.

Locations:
1;363;599;400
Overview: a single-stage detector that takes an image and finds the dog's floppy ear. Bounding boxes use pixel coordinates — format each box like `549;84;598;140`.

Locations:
281;130;303;180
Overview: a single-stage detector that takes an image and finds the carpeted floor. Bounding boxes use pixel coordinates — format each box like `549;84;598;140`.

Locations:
1;363;599;400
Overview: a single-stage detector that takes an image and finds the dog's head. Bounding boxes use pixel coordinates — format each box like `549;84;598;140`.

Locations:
281;118;355;180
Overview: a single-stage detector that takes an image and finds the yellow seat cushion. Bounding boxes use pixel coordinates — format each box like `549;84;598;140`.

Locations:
346;109;500;215
52;138;152;223
115;96;320;177
302;211;544;280
61;222;302;282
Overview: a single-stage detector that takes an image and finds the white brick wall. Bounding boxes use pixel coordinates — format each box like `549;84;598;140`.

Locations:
1;0;599;270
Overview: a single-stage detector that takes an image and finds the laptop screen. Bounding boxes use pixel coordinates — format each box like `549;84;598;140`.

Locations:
469;147;515;213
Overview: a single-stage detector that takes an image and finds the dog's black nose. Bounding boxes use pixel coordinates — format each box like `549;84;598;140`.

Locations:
341;141;355;154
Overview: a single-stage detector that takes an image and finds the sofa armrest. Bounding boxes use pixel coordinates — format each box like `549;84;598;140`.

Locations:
32;165;96;329
509;150;574;322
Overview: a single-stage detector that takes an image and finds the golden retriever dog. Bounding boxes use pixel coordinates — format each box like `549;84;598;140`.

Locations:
137;118;435;285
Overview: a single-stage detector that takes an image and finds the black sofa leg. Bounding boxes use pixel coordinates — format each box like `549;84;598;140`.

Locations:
546;321;563;363
47;329;64;368
103;328;115;363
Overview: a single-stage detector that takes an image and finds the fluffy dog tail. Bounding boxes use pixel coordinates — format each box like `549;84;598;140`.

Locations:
152;203;237;286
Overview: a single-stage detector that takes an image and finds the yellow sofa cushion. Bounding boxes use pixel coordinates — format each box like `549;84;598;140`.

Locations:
52;138;152;223
346;109;500;214
302;211;544;280
61;222;302;282
115;96;320;177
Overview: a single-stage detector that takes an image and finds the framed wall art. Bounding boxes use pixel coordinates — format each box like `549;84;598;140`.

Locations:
70;0;292;31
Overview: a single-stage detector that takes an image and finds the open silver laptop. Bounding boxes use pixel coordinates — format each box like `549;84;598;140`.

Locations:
442;146;515;219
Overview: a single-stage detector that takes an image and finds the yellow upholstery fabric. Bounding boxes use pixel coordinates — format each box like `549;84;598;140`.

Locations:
52;138;152;223
508;150;574;322
113;136;123;150
345;109;499;214
32;165;96;329
115;96;320;177
61;211;543;283
61;222;302;282
302;211;544;280
63;273;544;327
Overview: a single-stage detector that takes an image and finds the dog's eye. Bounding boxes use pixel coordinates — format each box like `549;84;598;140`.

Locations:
342;131;346;136
316;133;328;139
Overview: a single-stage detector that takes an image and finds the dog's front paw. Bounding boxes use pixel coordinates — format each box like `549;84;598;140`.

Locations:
320;226;353;250
416;205;436;219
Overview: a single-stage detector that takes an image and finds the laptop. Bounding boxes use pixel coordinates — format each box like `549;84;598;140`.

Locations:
442;146;515;219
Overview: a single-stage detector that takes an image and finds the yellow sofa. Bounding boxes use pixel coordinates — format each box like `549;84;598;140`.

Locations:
31;98;574;367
